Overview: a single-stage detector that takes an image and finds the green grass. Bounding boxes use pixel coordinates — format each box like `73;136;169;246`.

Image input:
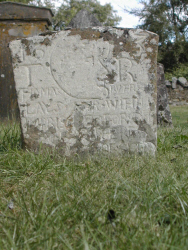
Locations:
170;105;188;128
0;121;21;152
0;106;188;249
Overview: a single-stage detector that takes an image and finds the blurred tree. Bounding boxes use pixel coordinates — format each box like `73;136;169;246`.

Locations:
0;0;34;3
54;0;121;29
1;0;121;30
0;0;56;7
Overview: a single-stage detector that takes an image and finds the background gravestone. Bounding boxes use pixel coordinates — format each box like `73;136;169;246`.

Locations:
0;1;53;120
10;27;158;156
167;80;188;106
157;63;172;126
172;77;177;89
68;9;101;28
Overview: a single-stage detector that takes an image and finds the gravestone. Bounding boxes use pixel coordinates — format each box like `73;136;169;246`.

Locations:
172;77;177;89
10;27;158;156
178;77;188;87
68;9;101;28
0;1;53;120
157;64;172;126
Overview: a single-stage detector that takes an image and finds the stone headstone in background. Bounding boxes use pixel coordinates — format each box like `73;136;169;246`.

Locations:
172;77;177;89
178;77;188;87
165;80;171;87
10;27;158;156
68;9;101;28
167;76;188;106
157;64;172;126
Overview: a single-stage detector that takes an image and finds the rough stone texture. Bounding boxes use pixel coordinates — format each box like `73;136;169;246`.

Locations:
157;64;172;125
178;77;188;87
0;2;53;120
172;77;177;89
166;76;188;105
167;84;188;105
69;9;101;28
10;27;158;156
165;77;188;105
165;80;171;87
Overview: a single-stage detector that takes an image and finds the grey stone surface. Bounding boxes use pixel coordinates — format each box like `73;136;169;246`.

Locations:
69;9;101;28
157;64;172;126
172;77;177;89
178;77;188;87
165;80;171;87
10;27;158;156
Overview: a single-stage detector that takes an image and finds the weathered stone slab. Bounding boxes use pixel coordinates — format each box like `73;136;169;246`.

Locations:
165;80;171;87
172;77;177;89
178;77;188;87
10;27;158;156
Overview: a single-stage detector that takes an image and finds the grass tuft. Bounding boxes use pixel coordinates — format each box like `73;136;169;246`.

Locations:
0;121;21;152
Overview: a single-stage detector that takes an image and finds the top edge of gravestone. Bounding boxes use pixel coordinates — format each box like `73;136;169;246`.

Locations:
64;26;158;32
40;26;159;38
10;27;159;46
62;27;158;45
77;26;158;35
0;2;54;25
10;27;159;48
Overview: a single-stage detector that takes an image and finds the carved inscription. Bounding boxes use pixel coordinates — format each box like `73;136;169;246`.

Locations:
83;114;138;129
19;87;62;102
10;27;158;155
80;98;136;113
24;117;65;131
50;35;138;100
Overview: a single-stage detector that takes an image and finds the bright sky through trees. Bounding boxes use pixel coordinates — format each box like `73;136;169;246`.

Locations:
99;0;143;27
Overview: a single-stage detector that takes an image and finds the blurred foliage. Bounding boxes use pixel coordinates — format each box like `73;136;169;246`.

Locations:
54;0;121;29
0;0;33;3
1;0;121;29
165;63;188;80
